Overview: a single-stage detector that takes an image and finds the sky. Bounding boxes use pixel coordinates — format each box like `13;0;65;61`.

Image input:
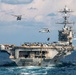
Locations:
0;0;76;45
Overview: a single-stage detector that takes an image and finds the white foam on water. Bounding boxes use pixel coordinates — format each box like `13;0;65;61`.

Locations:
32;71;47;75
3;66;55;75
20;72;30;75
25;66;42;70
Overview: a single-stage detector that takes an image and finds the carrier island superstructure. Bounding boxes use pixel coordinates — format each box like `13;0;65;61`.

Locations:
0;6;75;66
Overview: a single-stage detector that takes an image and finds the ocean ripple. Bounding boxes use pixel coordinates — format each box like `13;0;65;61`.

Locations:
0;64;76;75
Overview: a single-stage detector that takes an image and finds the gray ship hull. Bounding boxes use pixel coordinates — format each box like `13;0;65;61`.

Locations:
11;58;59;67
0;50;76;67
13;51;76;67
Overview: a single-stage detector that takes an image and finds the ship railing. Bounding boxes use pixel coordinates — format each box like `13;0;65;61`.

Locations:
23;42;52;46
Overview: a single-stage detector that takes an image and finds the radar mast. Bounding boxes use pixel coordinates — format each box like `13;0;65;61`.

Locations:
58;6;74;45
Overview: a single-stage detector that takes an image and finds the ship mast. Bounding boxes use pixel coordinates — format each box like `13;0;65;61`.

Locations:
58;6;74;26
58;6;74;45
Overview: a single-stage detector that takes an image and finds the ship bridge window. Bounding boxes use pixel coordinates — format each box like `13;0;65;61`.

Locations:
19;51;30;58
59;31;68;41
35;51;40;55
35;56;45;58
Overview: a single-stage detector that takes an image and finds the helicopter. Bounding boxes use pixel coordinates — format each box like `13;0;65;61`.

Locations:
12;15;22;20
0;9;22;21
39;28;50;33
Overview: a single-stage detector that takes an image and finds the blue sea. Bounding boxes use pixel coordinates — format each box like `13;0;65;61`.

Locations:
0;64;76;75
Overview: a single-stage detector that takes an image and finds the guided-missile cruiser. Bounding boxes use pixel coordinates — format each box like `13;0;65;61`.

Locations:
0;6;76;66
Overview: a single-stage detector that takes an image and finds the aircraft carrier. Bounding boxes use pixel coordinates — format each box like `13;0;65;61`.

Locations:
0;6;76;67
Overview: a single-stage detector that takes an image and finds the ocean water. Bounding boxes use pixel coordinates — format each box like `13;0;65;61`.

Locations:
0;64;76;75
